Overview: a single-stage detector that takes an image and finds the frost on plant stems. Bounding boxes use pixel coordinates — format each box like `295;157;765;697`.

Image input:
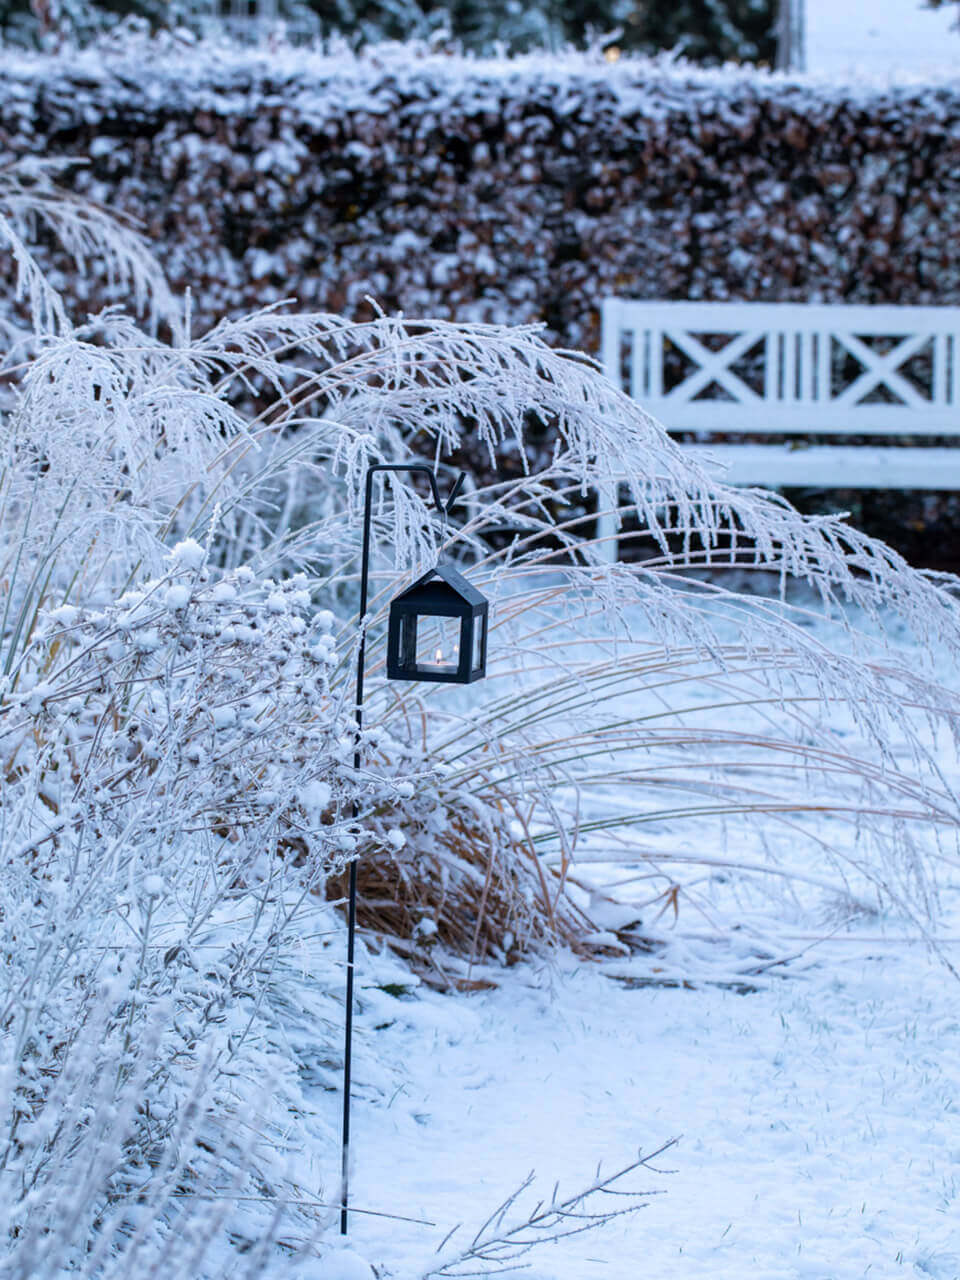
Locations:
2;145;960;1277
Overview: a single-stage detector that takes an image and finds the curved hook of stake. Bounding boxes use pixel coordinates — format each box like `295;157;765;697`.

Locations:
364;462;465;519
364;463;465;514
407;465;465;517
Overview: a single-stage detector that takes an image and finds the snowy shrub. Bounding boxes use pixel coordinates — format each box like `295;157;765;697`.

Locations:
4;136;960;1276
0;564;368;1272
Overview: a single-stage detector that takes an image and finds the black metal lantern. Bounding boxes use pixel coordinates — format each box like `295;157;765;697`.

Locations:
386;562;488;684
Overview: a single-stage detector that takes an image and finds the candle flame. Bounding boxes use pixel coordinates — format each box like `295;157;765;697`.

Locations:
435;648;443;664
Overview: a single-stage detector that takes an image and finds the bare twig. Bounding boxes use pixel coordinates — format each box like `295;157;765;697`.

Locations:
424;1140;677;1277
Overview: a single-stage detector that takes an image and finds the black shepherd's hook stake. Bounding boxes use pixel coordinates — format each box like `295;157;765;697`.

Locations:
340;463;465;1236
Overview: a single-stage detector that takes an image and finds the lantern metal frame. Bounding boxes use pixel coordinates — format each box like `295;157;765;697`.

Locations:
340;462;487;1235
386;562;488;684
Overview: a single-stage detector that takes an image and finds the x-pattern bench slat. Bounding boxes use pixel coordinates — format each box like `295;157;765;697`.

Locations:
663;327;764;404
830;330;931;408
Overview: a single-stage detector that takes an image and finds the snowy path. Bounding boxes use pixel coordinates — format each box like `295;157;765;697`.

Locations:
330;938;960;1279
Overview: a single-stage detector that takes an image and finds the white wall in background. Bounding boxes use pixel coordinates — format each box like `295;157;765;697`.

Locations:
806;0;958;74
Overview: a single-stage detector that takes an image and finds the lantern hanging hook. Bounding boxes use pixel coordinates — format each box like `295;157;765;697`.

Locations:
444;471;466;514
434;470;465;552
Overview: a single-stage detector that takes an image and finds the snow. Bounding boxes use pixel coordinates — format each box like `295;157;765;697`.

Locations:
164;583;191;611
322;926;960;1279
211;704;237;729
47;604;79;625
302;779;333;813
169;537;205;569
211;580;237;603
318;1249;376;1280
296;598;960;1279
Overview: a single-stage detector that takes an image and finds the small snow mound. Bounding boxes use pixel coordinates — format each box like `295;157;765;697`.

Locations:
322;1248;374;1280
164;584;191;611
588;895;643;932
48;604;79;626
581;930;630;954
169;538;205;569
310;634;336;663
211;580;237;603
212;705;237;730
302;779;332;813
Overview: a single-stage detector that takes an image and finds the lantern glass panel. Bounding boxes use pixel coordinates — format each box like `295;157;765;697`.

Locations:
472;612;486;671
416;615;461;671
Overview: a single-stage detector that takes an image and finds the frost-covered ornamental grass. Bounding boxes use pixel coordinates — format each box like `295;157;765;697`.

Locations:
2;156;960;1277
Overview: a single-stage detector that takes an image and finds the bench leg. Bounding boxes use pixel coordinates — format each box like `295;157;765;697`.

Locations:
595;482;620;563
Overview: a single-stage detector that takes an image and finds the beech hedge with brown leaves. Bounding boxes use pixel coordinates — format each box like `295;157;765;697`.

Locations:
2;42;960;353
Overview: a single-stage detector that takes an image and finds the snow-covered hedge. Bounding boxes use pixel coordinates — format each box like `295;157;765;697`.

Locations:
3;42;960;349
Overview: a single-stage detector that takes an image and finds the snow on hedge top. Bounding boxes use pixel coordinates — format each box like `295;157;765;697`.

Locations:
2;36;960;133
4;32;960;352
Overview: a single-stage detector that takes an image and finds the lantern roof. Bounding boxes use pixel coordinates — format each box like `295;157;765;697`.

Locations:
395;562;487;609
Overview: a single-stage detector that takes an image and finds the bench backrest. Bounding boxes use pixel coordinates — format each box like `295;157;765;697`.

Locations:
601;299;960;437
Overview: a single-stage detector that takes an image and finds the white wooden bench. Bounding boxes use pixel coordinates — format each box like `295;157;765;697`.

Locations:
598;298;960;553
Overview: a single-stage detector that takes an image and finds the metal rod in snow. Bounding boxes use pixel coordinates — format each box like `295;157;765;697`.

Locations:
339;461;459;1235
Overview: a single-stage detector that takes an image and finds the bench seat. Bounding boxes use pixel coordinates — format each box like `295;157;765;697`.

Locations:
679;443;960;490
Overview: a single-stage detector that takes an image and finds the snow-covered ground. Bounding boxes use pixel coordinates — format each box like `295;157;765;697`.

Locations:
320;922;960;1279
307;595;960;1280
